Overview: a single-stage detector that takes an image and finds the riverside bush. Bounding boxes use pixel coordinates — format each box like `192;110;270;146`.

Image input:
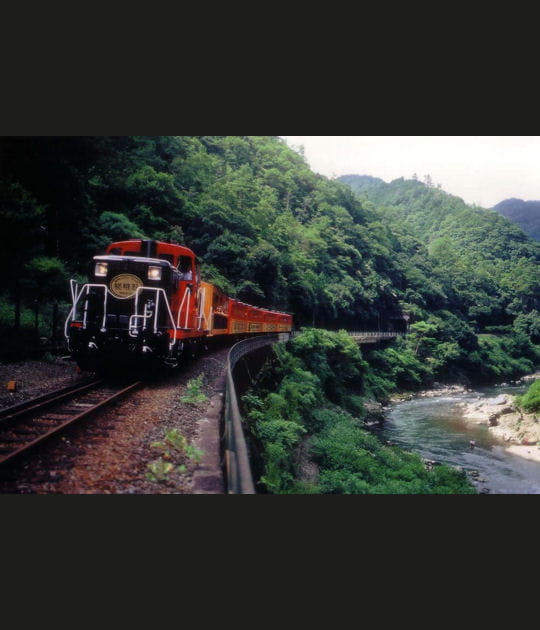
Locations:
366;328;539;391
310;407;474;494
516;379;540;413
466;334;538;383
242;329;476;494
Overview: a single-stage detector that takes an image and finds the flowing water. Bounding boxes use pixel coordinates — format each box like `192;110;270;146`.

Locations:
375;383;540;494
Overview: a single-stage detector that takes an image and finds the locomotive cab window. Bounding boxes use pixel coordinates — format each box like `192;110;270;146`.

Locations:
177;256;193;280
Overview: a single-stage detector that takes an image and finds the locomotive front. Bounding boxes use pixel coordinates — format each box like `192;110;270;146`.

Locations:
65;240;191;371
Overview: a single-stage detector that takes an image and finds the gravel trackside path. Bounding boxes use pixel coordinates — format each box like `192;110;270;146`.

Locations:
0;349;229;494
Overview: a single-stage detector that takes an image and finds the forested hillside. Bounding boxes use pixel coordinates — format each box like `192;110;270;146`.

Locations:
492;198;540;241
339;174;540;327
0;136;417;358
338;173;540;385
3;137;540;494
1;137;539;388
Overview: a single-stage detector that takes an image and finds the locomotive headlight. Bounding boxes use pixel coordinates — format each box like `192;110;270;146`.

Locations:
95;262;108;277
148;266;162;281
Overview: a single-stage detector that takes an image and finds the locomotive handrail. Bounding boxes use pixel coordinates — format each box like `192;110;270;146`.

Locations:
224;333;291;494
129;286;177;346
64;282;108;341
83;284;108;330
128;304;154;335
65;281;178;348
176;286;192;330
69;278;78;303
64;279;84;340
197;287;209;331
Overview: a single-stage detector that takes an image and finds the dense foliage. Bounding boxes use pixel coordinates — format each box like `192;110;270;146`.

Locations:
340;175;540;325
0;136;540;382
0;136;408;358
2;136;538;494
493;198;540;241
515;379;540;413
242;329;476;494
339;174;540;386
1;138;539;385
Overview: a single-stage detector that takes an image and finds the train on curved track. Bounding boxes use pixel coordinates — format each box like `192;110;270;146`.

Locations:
64;239;293;371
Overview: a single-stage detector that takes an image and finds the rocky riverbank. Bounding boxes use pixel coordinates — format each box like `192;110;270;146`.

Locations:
389;384;470;403
388;372;540;404
457;390;540;462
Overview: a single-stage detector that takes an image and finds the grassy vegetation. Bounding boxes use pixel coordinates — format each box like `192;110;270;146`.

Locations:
179;375;208;405
146;428;203;482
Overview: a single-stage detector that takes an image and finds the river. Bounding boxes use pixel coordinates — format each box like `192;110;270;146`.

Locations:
374;383;540;494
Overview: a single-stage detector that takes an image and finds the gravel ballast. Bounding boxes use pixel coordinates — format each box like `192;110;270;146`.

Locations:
0;349;229;494
0;358;90;410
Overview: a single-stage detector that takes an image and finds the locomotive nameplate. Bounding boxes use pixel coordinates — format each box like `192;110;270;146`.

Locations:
109;274;143;299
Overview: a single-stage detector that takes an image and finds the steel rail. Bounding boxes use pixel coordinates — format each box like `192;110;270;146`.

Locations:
0;380;142;466
0;379;103;423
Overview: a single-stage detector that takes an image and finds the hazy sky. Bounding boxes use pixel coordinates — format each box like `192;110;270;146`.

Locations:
280;136;540;208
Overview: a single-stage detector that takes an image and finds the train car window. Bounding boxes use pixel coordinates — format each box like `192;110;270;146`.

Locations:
109;247;122;255
125;250;141;256
158;253;174;264
213;288;229;313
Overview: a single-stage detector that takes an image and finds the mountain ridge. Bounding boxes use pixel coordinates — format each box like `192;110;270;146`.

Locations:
492;198;540;241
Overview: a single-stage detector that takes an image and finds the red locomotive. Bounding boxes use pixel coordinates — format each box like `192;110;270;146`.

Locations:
64;239;293;371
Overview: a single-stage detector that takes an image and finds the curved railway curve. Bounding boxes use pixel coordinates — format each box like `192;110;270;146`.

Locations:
0;329;404;493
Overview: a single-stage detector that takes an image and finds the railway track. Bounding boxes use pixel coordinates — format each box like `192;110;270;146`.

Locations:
0;379;142;466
